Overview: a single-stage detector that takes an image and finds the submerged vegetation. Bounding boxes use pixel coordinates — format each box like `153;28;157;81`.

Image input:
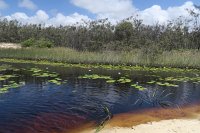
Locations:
135;88;176;108
95;106;112;133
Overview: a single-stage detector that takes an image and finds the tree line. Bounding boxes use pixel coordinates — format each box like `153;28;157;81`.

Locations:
0;9;200;52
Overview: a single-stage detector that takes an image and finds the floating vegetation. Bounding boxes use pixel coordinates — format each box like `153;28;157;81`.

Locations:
78;74;112;80
0;64;12;72
0;74;18;81
0;81;24;94
29;68;55;78
156;82;179;87
106;79;116;83
1;58;200;75
0;66;66;94
117;77;131;84
164;76;200;83
78;74;132;84
131;84;146;91
28;67;65;85
48;79;62;85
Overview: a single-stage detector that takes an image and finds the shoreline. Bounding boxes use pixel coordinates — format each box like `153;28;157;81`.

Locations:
96;118;200;133
0;47;200;69
0;58;200;72
78;104;200;133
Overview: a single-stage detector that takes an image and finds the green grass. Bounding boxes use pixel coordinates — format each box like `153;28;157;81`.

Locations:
0;47;200;68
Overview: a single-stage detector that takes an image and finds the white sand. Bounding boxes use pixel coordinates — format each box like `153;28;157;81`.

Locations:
79;102;200;133
97;118;200;133
0;43;21;49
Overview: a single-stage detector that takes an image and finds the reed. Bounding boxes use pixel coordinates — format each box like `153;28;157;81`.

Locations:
0;48;199;68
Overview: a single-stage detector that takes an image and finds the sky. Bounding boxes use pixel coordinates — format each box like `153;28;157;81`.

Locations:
0;0;200;26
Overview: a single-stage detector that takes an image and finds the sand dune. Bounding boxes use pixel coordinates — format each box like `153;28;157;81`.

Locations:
0;43;21;49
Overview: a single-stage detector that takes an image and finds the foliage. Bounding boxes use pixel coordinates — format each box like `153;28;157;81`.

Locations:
21;38;35;47
21;38;54;48
0;8;200;53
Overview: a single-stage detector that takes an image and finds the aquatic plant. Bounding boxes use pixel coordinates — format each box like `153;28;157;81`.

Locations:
95;106;112;133
164;76;200;84
48;79;62;85
117;77;132;84
0;74;18;81
131;84;146;91
155;82;179;87
78;74;112;80
0;58;200;76
134;88;176;108
1;48;200;70
28;67;65;85
0;81;24;94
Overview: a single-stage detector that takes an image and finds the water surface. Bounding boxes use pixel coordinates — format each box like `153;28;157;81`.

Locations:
0;62;200;133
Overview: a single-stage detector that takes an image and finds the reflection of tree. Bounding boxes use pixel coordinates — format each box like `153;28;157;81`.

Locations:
175;83;192;105
175;82;200;105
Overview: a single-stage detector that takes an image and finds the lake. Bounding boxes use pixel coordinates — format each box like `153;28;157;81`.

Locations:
0;61;200;133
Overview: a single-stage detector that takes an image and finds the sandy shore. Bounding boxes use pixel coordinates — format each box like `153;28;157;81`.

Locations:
97;118;200;133
78;105;200;133
0;43;21;49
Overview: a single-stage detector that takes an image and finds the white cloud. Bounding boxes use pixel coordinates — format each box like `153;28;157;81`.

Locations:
1;1;200;26
139;1;199;25
0;0;8;9
18;0;37;10
2;10;91;26
47;12;91;26
4;10;48;24
71;0;200;25
71;0;137;21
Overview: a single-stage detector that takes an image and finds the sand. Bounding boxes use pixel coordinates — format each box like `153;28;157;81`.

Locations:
0;43;21;49
97;118;200;133
79;105;200;133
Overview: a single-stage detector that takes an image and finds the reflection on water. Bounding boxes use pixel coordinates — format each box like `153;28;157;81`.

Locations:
0;62;200;133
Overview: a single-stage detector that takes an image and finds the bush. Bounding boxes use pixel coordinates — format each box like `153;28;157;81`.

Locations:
21;38;35;47
21;38;54;48
37;38;54;48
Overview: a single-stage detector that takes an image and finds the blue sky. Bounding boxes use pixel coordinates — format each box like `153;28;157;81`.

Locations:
1;0;200;16
134;0;200;9
0;0;200;26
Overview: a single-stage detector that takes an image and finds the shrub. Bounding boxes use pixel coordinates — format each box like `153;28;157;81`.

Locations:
37;38;54;48
21;38;54;48
21;38;35;47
